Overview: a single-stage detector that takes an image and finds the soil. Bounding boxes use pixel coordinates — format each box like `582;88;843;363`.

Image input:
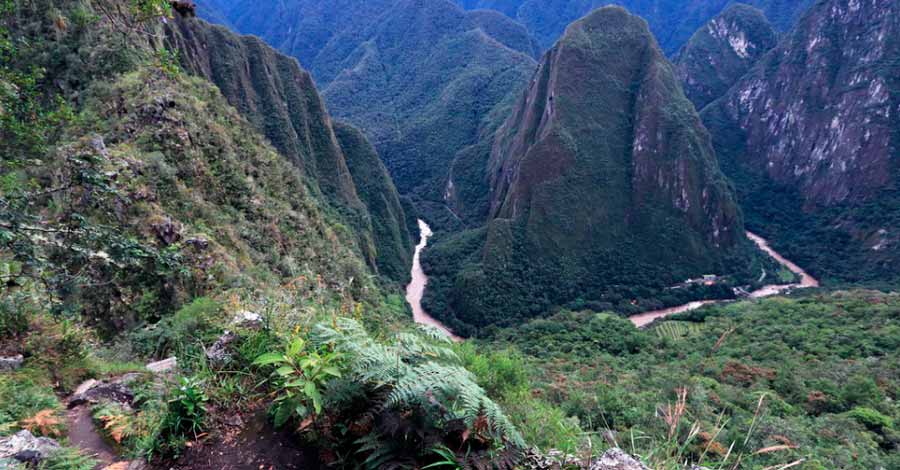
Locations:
66;405;118;469
158;405;321;470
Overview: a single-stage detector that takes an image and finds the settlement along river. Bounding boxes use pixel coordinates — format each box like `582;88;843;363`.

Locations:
406;220;819;336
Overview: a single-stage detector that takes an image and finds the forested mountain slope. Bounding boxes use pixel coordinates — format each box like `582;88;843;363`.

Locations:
0;1;523;468
197;0;538;224
422;7;765;334
701;0;900;285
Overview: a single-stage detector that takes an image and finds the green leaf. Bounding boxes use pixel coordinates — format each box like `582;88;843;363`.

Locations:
322;366;342;378
304;381;323;414
253;352;286;366
275;365;295;377
287;337;305;357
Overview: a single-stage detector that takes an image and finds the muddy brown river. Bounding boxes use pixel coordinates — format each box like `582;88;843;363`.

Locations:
406;222;819;335
405;220;462;341
629;231;819;327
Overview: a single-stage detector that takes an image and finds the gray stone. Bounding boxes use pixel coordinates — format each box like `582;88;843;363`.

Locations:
589;448;649;470
0;355;24;372
0;430;60;464
146;357;177;373
206;331;237;367
68;380;134;408
231;311;262;329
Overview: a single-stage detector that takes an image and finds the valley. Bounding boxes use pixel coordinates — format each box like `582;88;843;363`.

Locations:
1;0;897;469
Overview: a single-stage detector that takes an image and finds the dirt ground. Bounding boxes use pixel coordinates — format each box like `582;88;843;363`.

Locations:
159;406;321;470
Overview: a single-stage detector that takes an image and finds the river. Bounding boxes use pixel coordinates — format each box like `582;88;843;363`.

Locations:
406;221;818;335
405;220;462;341
629;231;819;327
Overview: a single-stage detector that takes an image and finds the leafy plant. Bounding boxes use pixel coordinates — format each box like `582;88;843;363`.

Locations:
254;336;342;427
164;376;208;440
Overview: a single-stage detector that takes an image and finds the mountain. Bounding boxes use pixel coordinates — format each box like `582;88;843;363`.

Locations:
454;0;814;53
674;4;777;110
334;122;415;283
702;0;900;285
423;6;762;334
0;1;524;468
197;0;537;223
163;15;414;282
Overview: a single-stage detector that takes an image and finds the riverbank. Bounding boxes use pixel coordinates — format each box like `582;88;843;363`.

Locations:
629;231;819;327
406;224;819;334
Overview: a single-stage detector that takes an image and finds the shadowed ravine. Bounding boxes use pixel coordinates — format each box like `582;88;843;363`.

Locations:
409;224;819;334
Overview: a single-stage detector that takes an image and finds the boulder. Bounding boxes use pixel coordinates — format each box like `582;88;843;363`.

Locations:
589;448;649;470
232;311;262;329
0;430;60;464
206;331;237;367
146;357;177;374
69;379;135;408
0;355;24;372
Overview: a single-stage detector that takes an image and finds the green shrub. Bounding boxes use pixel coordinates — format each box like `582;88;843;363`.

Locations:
163;376;209;440
254;318;523;468
129;297;221;359
0;373;61;434
847;407;894;432
37;447;98;470
0;288;33;339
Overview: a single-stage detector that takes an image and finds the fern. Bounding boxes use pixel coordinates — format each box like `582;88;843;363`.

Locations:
311;318;525;448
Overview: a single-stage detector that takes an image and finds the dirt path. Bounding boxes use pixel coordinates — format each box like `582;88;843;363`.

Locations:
406;219;462;341
66;406;118;469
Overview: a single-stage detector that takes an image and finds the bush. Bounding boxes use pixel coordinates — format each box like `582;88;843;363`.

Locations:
254;318;523;468
0;291;30;339
847;407;894;432
128;297;222;359
0;373;60;436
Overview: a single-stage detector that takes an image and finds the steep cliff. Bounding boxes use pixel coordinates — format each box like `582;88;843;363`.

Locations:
675;4;777;110
702;0;900;284
334;122;415;283
163;15;415;282
197;0;537;224
163;18;362;209
427;7;758;332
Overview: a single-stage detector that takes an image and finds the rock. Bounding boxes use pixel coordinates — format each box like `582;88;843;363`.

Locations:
0;430;60;464
103;461;147;470
0;355;24;372
231;311;262;329
150;217;182;245
206;331;237;367
146;357;177;374
519;448;580;469
589;448;649;470
69;380;135;408
73;379;101;396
